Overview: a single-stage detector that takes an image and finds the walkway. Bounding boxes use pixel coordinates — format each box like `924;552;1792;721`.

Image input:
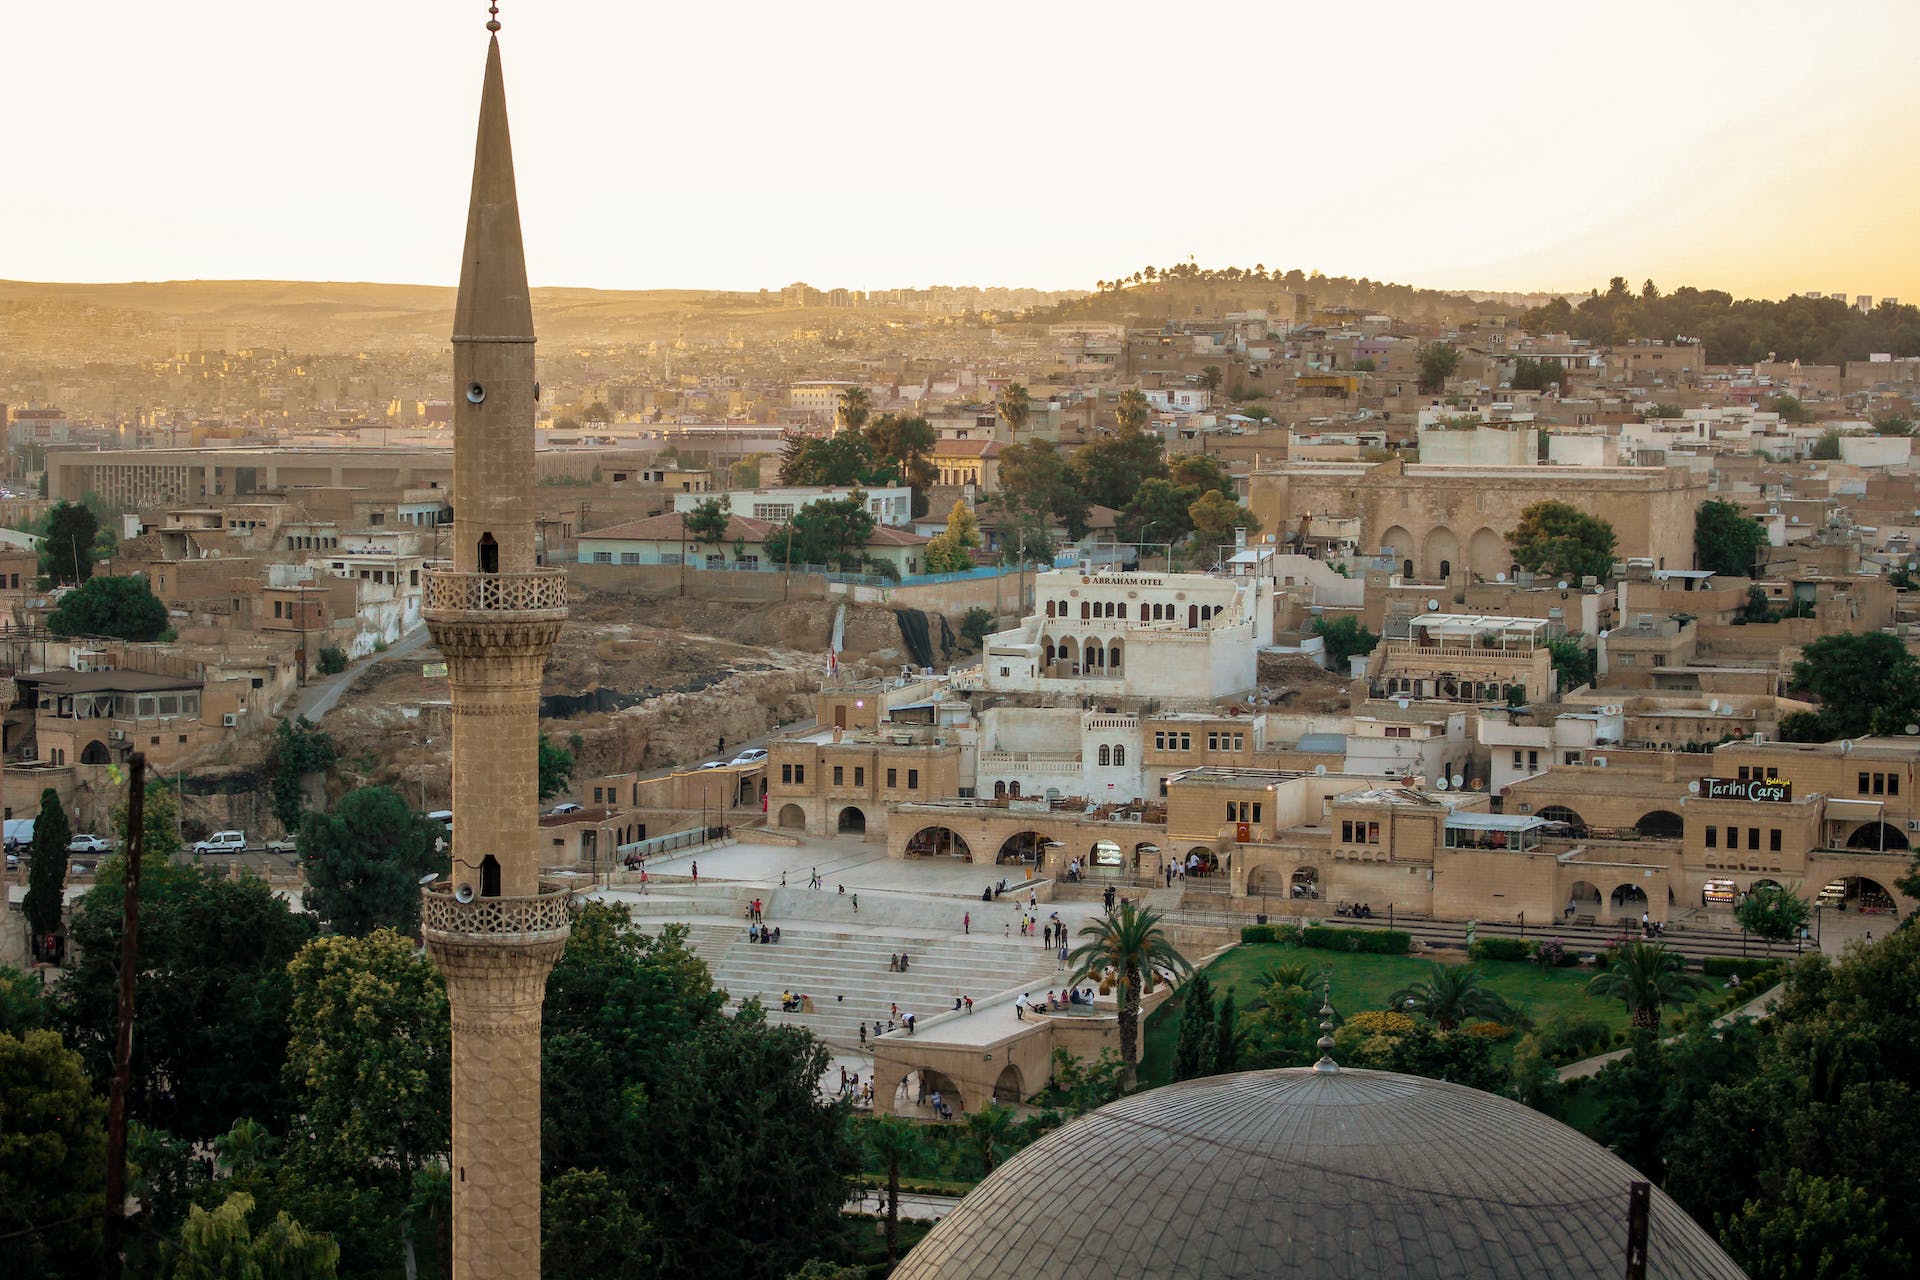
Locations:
291;625;434;722
1556;982;1785;1081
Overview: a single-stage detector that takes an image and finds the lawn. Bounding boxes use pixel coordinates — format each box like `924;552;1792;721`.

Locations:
1139;941;1632;1087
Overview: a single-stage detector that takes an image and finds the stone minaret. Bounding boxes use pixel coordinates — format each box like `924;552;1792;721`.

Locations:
420;13;570;1280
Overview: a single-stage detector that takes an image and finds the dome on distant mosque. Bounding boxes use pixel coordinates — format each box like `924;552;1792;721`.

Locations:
892;1067;1748;1280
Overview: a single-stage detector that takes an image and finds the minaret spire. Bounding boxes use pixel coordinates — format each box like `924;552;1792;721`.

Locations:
453;23;532;344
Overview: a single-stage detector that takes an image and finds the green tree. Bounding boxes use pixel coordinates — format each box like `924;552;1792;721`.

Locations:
1810;428;1844;460
1723;1170;1909;1280
1547;635;1596;692
1168;451;1234;497
1386;963;1517;1033
834;386;870;435
1199;365;1224;394
1068;902;1193;1090
1212;989;1241;1073
922;499;982;574
59;860;315;1141
1187;488;1261;557
0;1028;106;1272
1416;343;1461;393
864;1115;924;1261
685;495;732;548
23;787;71;949
112;777;183;864
283;930;449;1280
1735;883;1811;944
581;402;613;423
299;787;445;937
766;493;879;570
1769;393;1815;424
1172;970;1216;1081
995;382;1031;445
1873;413;1915;437
46;573;170;640
1118;476;1196;546
728;457;762;488
997;443;1090;541
267;716;338;835
1312;615;1379;669
1113;387;1150;435
43;499;100;583
1789;632;1920;739
1509;356;1564;392
1695;499;1769;577
167;1191;339;1280
863;413;937;513
1384;1025;1509;1092
1507;500;1617;584
963;1102;1015;1176
544;1168;653;1280
0;966;52;1037
780;433;885;488
1071;422;1167;510
1585;942;1711;1030
539;733;574;801
1645;402;1685;419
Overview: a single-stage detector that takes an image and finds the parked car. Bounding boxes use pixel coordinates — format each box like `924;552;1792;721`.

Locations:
730;748;769;765
67;834;111;854
4;818;34;852
193;830;248;855
427;810;453;827
698;761;727;770
547;803;582;816
4;851;17;871
267;835;299;854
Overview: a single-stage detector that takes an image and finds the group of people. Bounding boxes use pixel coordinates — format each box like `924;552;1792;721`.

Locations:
745;897;781;943
779;991;811;1013
1334;902;1376;918
836;1067;875;1107
979;878;1013;902
887;952;913;972
1016;988;1096;1020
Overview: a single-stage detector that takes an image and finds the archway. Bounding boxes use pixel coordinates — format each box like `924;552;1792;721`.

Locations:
993;1063;1025;1103
79;739;111;765
1828;876;1897;913
777;803;806;830
1468;527;1506;579
1846;822;1909;851
905;826;972;860
993;780;1008;798
480;854;501;898
837;806;866;834
1247;866;1282;895
1089;839;1124;869
1536;805;1586;833
997;831;1047;865
1610;882;1649;910
1422;526;1458;582
478;532;499;574
1132;841;1160;872
898;1067;964;1114
1749;878;1782;894
1290;866;1320;900
1566;880;1603;910
1635;810;1685;840
1184;847;1220;875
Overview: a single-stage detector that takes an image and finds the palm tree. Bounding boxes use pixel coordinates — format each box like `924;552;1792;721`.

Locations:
996;382;1031;446
1586;942;1712;1030
1115;387;1150;435
835;385;870;435
1387;962;1517;1032
864;1114;924;1260
1068;901;1192;1091
963;1103;1015;1176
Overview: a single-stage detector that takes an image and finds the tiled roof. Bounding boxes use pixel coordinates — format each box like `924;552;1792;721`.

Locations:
583;513;777;542
892;1067;1749;1280
932;440;1004;458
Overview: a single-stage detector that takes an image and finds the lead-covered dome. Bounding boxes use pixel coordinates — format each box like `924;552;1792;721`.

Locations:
893;1067;1747;1280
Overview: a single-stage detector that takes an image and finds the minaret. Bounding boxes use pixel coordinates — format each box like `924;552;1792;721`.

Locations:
420;9;570;1280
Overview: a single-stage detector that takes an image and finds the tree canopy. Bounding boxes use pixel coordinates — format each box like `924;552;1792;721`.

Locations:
995;443;1089;542
1787;632;1920;740
922;499;981;575
0;1029;107;1272
1312;615;1379;669
1416;343;1461;393
684;496;731;547
766;494;878;570
1507;500;1617;584
268;716;338;835
1070;423;1166;511
539;733;574;800
299;787;446;937
1694;499;1769;578
23;787;71;946
43;499;100;584
47;572;170;640
1519;281;1920;365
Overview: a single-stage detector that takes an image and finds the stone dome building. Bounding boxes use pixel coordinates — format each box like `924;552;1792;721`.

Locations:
892;1067;1748;1279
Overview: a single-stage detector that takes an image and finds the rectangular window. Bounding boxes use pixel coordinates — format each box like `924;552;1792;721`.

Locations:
1705;826;1716;849
620;552;640;565
907;769;919;789
782;764;793;784
833;766;844;785
887;768;897;787
1860;772;1871;794
794;765;804;784
593;552;613;564
1207;732;1220;751
854;767;864;787
1891;774;1901;796
1233;733;1245;751
1252;803;1262;824
1873;774;1886;796
1748;827;1761;851
1342;820;1353;842
1770;829;1782;852
1227;802;1238;821
1180;733;1192;751
593;787;603;803
1367;822;1380;843
1155;732;1167;750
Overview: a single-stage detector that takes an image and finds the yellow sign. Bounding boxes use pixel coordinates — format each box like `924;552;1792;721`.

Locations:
423;662;449;679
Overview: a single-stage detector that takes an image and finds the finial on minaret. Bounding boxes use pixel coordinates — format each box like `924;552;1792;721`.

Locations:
487;3;501;33
1312;973;1340;1074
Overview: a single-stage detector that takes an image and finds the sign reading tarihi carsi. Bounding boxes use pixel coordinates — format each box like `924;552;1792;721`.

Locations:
1701;776;1792;803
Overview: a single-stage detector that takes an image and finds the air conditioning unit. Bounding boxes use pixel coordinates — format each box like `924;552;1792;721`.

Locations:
107;729;125;742
1517;803;1532;813
223;714;238;727
1907;820;1920;832
1593;756;1609;768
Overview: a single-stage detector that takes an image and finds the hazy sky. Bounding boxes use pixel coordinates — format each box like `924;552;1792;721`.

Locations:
8;1;1919;300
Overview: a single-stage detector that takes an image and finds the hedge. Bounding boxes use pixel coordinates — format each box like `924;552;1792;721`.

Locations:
1699;956;1786;981
1466;937;1533;963
1240;923;1303;945
1300;926;1412;955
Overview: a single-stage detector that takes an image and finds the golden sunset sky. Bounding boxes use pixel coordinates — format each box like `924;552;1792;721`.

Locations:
7;0;1918;300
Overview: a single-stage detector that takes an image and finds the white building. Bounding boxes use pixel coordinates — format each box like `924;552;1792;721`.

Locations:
671;485;914;528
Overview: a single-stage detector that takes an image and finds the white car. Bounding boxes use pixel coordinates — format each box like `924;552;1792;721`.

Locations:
68;834;112;854
547;802;582;816
267;835;299;854
698;761;727;770
193;831;248;855
730;748;769;765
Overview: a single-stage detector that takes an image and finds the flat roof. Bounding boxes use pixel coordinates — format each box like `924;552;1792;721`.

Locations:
1446;813;1547;832
18;669;202;694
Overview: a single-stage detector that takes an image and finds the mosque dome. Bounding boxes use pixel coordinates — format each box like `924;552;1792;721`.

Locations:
891;1067;1747;1280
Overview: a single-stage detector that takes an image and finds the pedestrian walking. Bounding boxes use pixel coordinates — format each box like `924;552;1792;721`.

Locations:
1058;943;1068;969
964;910;971;934
691;861;699;885
860;1023;867;1047
852;893;859;913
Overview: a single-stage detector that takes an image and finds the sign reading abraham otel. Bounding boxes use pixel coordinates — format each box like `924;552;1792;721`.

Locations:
1701;777;1792;803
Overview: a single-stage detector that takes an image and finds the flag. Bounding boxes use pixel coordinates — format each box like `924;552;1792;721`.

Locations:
827;648;839;676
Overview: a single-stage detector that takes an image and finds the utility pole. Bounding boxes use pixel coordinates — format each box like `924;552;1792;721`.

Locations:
103;753;147;1280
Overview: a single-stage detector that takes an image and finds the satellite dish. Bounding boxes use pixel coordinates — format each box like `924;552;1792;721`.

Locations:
1840;740;1855;754
1557;581;1569;590
1687;780;1700;795
419;871;440;885
1907;724;1920;736
1599;628;1610;639
1396;698;1410;710
455;883;477;904
1314;764;1327;775
1496;572;1507;582
1426;598;1440;611
1450;773;1465;789
1709;699;1720;712
1435;777;1450;790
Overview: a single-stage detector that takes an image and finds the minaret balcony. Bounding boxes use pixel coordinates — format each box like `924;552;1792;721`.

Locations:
421;878;574;945
422;563;569;622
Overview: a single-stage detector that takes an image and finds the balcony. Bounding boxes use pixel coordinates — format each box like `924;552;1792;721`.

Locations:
422;564;568;619
420;878;573;941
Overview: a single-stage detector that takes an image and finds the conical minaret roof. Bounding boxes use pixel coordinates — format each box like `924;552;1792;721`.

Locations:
452;34;533;341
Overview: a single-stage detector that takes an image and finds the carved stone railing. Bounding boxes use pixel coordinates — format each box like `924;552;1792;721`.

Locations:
420;880;573;939
422;565;568;616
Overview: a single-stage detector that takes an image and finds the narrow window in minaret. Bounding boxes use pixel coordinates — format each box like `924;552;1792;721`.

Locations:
479;532;499;574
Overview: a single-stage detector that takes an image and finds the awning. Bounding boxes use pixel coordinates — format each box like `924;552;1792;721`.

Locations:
1445;813;1547;833
1824;798;1885;820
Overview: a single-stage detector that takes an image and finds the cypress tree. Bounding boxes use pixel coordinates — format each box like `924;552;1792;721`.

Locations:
23;788;73;955
1172;971;1215;1081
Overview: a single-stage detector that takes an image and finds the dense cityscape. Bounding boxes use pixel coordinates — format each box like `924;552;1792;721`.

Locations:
7;6;1920;1280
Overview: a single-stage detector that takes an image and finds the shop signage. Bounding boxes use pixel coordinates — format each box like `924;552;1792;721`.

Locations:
1701;777;1791;803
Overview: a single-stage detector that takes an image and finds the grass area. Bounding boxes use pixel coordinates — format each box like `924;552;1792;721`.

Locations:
1139;942;1633;1088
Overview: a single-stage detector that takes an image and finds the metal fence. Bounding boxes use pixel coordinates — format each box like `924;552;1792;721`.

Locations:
616;825;711;860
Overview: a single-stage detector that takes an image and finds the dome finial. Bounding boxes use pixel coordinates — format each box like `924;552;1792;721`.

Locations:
1312;971;1339;1074
486;3;501;33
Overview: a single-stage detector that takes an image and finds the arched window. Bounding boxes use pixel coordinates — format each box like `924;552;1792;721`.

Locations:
1109;643;1122;670
1118;602;1127;619
994;780;1007;797
1113;744;1125;766
479;532;499;574
1046;599;1056;617
1081;600;1090;620
1099;745;1112;766
1188;604;1198;628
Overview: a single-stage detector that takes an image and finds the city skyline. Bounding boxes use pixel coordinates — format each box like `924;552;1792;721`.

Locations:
7;1;1919;301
